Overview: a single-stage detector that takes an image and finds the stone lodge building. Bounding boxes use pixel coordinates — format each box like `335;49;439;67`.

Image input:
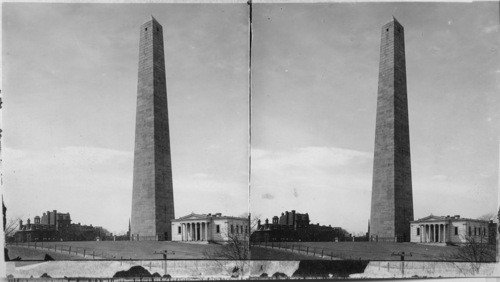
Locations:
410;214;497;245
171;213;249;243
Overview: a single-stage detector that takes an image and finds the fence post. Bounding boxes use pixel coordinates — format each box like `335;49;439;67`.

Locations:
306;247;308;255
84;249;86;258
330;252;333;260
313;248;315;256
321;249;324;258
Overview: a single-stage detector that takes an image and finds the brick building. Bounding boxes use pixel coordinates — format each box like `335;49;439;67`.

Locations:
14;210;104;242
251;210;350;242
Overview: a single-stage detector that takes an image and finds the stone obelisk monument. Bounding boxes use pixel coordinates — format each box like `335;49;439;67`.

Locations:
369;17;413;242
131;16;175;241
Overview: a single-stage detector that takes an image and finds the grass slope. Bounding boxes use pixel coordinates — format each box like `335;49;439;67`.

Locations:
250;246;324;260
6;246;80;260
252;242;460;261
8;241;224;260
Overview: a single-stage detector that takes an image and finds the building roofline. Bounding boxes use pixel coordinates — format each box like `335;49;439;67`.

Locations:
410;215;492;224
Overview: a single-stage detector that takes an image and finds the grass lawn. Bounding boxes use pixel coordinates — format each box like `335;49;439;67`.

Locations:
6;246;79;260
8;241;225;260
251;242;461;261
250;246;325;260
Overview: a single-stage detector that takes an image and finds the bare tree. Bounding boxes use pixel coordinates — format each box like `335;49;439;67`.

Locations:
450;234;496;275
207;231;249;260
477;213;498;223
4;217;22;241
203;225;250;278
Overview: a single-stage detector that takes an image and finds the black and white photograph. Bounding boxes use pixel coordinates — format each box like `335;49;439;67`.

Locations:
1;0;499;280
249;1;499;266
2;1;252;277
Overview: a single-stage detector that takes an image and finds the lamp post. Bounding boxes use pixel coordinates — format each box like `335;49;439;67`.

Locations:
154;250;175;277
391;251;412;277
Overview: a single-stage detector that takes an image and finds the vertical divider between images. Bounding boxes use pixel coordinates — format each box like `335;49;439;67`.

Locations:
247;0;254;265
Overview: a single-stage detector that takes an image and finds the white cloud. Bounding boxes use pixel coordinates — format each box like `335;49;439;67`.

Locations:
3;146;133;234
2;146;249;234
482;25;499;34
251;146;373;233
174;174;248;217
261;193;274;200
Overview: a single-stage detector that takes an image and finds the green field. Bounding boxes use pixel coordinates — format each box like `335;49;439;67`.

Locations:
8;241;469;261
250;246;325;260
6;246;80;261
7;241;225;260
251;242;463;261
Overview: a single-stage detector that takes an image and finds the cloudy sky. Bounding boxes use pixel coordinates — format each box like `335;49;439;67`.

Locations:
2;3;249;234
2;2;499;236
251;2;499;234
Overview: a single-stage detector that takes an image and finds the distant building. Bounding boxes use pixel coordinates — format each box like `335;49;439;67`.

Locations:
410;214;497;245
14;210;104;242
251;210;350;242
170;213;248;243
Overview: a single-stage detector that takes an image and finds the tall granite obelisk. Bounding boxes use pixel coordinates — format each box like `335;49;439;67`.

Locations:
131;16;175;241
369;17;413;242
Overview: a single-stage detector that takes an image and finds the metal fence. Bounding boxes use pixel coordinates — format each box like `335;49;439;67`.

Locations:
251;241;341;260
7;242;126;260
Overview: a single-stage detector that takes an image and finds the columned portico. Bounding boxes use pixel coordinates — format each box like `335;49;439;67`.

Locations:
178;221;212;242
171;213;249;243
411;214;494;245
